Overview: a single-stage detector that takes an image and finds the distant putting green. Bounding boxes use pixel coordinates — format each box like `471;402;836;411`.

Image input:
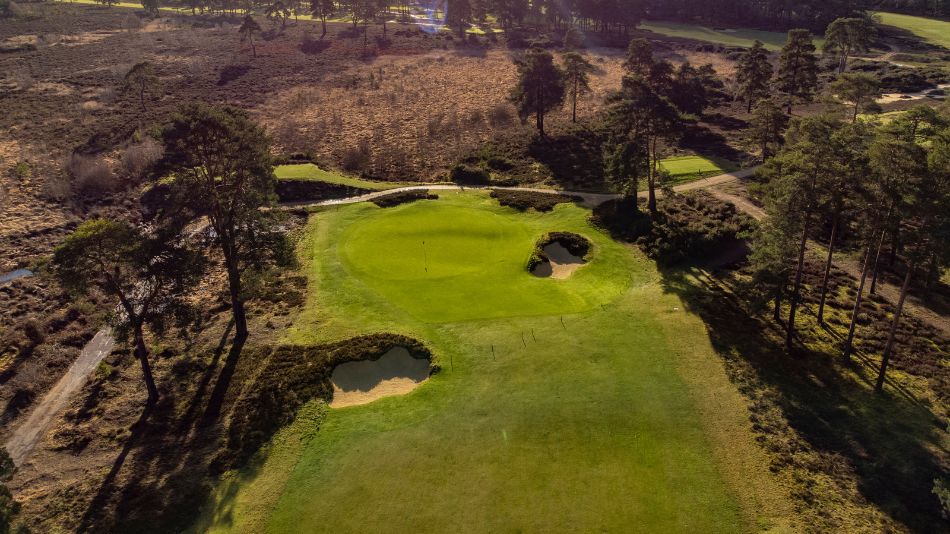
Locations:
275;163;413;191
640;20;805;50
194;192;794;533
876;11;950;50
660;155;738;185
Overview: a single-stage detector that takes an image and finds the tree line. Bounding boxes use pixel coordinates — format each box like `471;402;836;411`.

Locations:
120;0;869;34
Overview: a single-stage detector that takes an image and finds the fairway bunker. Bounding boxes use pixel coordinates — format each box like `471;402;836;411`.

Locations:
329;347;431;408
530;232;591;279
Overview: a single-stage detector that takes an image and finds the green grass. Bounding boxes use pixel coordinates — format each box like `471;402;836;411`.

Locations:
659;155;738;185
274;164;415;191
639;20;819;50
193;192;793;532
876;11;950;50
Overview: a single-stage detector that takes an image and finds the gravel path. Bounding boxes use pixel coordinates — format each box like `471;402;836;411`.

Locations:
4;328;114;467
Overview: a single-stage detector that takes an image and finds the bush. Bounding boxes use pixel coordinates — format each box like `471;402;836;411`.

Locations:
66;153;117;197
487;103;515;128
594;192;756;266
450;163;489;185
371;189;438;208
489;189;579;212
120;137;162;181
341;139;372;173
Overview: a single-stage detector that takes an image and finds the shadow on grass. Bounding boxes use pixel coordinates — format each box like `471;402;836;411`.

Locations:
660;266;948;532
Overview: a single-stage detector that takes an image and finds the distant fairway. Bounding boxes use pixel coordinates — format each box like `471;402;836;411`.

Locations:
640;20;796;50
194;192;793;533
876;11;950;49
275;163;413;191
659;155;738;185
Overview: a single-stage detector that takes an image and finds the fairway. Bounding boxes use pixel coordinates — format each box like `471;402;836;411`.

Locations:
876;11;950;49
194;192;792;533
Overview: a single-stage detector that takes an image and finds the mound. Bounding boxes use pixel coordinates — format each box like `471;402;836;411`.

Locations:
330;347;431;408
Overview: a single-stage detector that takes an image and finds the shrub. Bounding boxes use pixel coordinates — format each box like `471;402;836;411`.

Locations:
341;139;372;173
66;153;117;197
489;189;579;212
487;103;515;128
371;189;438;208
450;163;489;184
594;192;756;266
120;137;162;181
486;156;515;171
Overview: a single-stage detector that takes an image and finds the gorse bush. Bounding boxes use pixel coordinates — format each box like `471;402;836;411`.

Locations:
450;163;490;184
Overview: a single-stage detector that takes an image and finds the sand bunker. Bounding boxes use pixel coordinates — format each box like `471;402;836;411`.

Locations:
532;242;586;279
330;347;430;408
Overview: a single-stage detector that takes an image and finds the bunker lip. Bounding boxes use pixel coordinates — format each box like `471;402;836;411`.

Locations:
529;232;591;279
329;346;431;408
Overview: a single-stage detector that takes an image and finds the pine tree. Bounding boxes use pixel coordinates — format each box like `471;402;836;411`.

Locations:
777;29;819;113
736;40;773;113
562;51;594;122
510;47;566;137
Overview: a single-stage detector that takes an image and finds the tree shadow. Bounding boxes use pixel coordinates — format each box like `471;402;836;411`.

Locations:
659;266;948;531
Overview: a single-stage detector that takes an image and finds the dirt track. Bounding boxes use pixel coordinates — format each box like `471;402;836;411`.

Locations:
4;328;114;467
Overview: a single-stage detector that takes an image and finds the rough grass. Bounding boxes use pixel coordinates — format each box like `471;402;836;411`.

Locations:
193;191;797;533
876;11;950;50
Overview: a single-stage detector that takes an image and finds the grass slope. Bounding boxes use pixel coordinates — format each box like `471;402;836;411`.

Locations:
194;192;795;533
274;164;414;191
876;11;950;50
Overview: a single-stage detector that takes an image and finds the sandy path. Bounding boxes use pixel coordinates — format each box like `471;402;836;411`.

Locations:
4;328;114;467
709;188;950;336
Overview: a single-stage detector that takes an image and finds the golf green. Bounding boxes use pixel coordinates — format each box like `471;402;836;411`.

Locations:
194;191;791;533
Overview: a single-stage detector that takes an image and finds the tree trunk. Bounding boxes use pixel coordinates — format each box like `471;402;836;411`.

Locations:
251;37;256;58
322;17;327;36
869;225;887;295
817;214;839;325
571;76;578;122
773;281;784;323
536;85;545;137
843;241;874;361
875;265;913;392
134;327;159;404
223;248;248;340
647;138;658;215
786;222;809;348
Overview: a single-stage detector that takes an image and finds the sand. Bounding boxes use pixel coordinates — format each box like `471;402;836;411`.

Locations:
532;242;585;279
329;347;430;408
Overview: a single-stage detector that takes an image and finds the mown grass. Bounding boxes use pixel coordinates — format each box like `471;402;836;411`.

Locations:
274;163;413;191
193;191;795;533
639;20;809;50
659;155;738;185
876;11;950;50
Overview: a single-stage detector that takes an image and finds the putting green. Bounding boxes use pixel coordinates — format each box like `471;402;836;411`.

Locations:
340;198;627;322
194;191;794;533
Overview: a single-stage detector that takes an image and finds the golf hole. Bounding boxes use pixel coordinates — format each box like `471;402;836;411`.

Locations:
329;347;431;408
530;232;590;279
